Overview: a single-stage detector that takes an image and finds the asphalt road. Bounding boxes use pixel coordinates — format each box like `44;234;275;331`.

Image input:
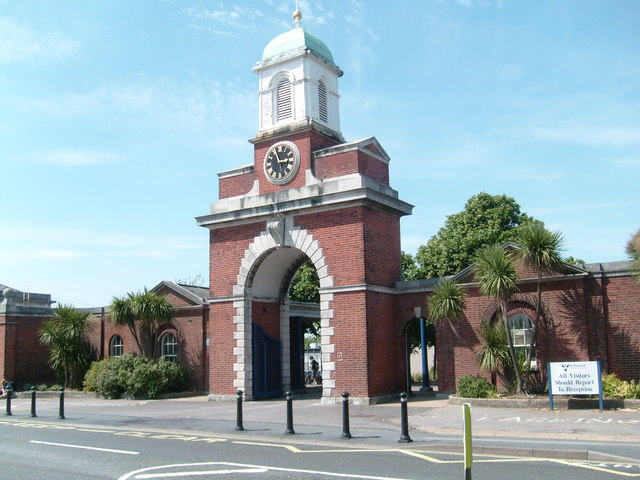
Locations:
2;417;640;479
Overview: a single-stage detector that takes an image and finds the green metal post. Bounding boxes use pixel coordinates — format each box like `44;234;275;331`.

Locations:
462;403;472;480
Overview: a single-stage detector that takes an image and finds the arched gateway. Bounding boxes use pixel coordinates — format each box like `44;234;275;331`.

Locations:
196;11;413;403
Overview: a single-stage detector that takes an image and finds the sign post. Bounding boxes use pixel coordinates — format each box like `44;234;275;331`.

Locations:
548;361;603;411
462;403;472;480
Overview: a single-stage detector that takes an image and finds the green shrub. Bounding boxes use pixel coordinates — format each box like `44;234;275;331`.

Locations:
83;359;111;393
601;373;640;399
457;375;496;398
83;354;191;399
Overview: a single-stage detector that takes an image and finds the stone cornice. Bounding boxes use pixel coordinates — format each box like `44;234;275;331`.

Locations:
196;173;413;230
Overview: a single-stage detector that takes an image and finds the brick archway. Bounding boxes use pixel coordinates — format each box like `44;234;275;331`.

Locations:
231;221;335;399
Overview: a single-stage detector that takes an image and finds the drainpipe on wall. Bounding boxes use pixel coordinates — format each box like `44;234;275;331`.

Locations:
100;307;105;359
599;264;611;372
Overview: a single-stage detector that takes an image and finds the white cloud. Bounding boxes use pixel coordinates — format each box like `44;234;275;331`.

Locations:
527;124;640;148
10;77;255;139
0;16;80;64
37;150;124;167
3;249;87;260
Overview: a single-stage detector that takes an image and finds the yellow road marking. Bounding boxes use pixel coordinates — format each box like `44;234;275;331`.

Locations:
3;417;639;476
552;460;640;477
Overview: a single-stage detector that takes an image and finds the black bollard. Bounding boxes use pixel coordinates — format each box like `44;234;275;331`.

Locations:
284;391;295;435
341;392;352;439
4;384;12;416
398;392;413;443
30;386;37;417
235;389;244;431
58;386;65;420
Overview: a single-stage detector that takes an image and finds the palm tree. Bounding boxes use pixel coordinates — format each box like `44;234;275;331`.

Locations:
474;244;523;393
39;305;94;388
110;289;175;358
427;278;471;352
626;229;640;283
514;223;564;367
477;320;510;386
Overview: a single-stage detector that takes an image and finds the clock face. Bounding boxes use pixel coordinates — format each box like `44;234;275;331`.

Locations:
263;141;300;185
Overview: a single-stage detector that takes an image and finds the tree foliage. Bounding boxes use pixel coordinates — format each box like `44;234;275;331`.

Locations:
473;244;523;393
109;289;175;358
427;278;470;351
289;260;320;303
415;192;538;279
626;229;640;283
39;305;94;388
401;251;421;281
513;223;564;367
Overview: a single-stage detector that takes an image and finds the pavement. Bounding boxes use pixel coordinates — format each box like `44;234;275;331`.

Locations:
4;387;640;463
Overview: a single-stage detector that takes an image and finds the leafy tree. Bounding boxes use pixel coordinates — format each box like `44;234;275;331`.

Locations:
110;289;176;358
473;244;523;393
415;193;538;278
401;251;421;281
427;278;471;352
39;305;94;388
626;229;640;283
564;256;585;265
513;224;564;368
289;260;320;303
175;274;206;287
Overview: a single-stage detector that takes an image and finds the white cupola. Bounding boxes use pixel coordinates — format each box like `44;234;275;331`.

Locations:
253;9;343;138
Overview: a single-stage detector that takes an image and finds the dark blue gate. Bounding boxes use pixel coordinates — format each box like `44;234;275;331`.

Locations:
252;323;282;399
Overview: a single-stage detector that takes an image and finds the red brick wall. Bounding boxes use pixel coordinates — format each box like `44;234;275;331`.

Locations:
295;206;401;288
210;222;265;298
0;316;13;380
434;273;640;392
86;289;209;391
252;301;280;340
314;149;389;184
219;170;256;199
1;315;56;385
208;301;236;396
599;276;640;380
330;292;369;396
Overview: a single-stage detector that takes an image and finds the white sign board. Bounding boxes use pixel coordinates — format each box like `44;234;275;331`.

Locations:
549;361;601;395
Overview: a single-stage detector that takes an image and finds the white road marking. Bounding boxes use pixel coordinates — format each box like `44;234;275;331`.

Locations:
119;462;413;480
136;469;268;478
30;440;139;455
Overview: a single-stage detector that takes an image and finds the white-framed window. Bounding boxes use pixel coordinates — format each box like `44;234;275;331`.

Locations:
507;313;533;348
318;80;328;123
109;335;124;357
276;78;293;122
161;332;178;362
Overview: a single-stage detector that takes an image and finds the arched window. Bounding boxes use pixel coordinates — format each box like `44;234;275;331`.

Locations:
318;80;328;123
507;313;533;348
276;78;292;122
161;332;178;362
109;335;124;357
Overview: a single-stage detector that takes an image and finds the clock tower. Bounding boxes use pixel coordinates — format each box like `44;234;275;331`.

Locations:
197;9;413;403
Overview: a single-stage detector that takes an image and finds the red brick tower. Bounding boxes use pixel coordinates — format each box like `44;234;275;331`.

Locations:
197;10;413;403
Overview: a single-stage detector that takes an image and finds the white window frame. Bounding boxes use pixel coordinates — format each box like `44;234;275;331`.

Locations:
161;332;178;362
507;313;533;348
109;334;124;357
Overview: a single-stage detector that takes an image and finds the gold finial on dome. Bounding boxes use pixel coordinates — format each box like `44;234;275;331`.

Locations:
293;1;302;28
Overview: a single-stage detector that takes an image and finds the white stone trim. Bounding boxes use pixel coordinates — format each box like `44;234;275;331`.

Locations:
233;221;335;400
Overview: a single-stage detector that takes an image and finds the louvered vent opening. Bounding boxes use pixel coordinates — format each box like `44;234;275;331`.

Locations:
276;79;292;122
318;81;328;123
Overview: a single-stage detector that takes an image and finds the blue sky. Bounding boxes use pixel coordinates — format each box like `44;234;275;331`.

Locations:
2;0;638;307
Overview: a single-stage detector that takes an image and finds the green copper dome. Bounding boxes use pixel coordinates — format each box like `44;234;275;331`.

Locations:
262;28;334;64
